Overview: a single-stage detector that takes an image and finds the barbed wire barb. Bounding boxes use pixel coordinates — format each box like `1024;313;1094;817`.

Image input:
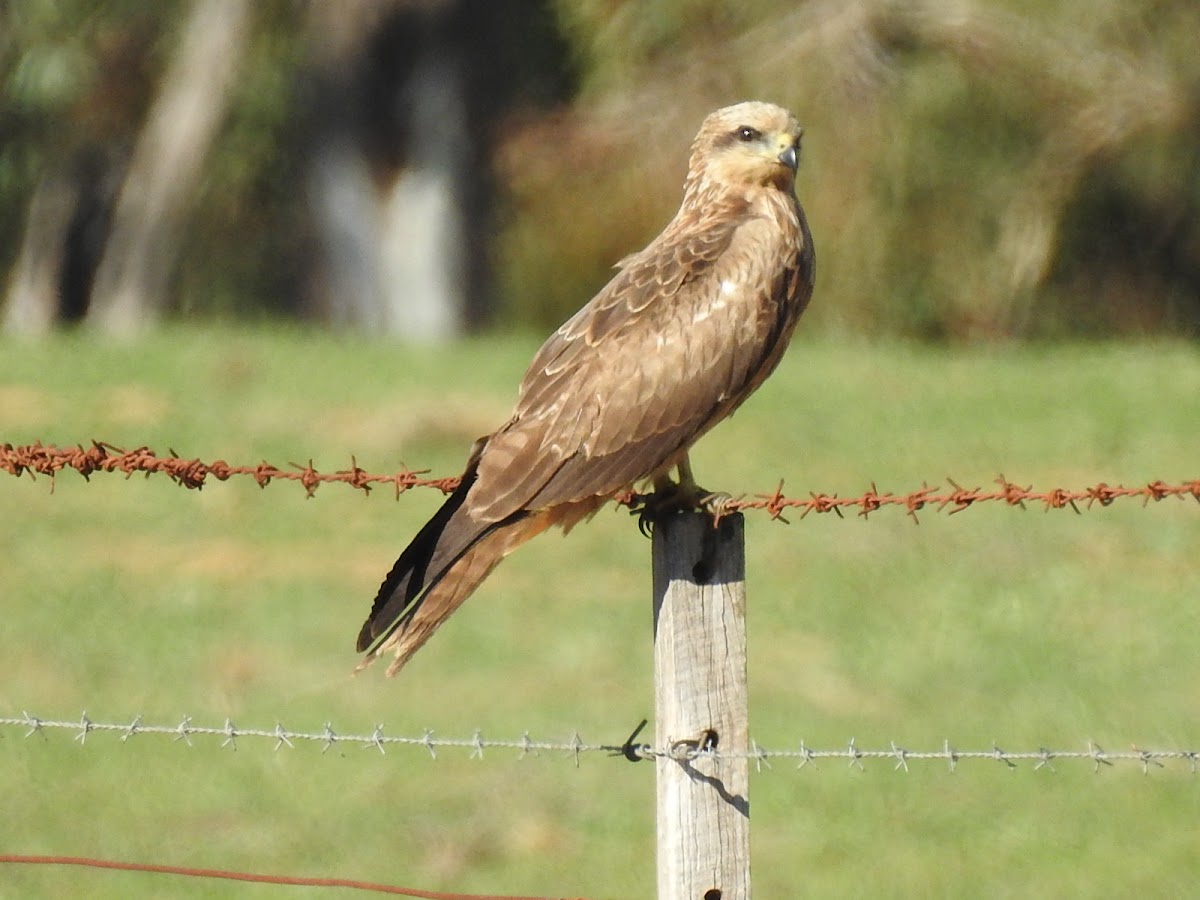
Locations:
121;715;142;742
320;722;337;754
991;743;1016;770
944;740;959;773
21;711;44;739
0;441;462;498
174;716;194;747
74;711;92;745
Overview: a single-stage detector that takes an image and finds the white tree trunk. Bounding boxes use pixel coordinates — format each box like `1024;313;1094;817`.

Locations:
3;176;75;334
87;0;251;335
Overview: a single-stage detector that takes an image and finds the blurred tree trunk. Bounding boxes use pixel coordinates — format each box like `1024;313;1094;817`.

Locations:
3;148;127;335
3;177;75;335
376;50;472;339
303;0;575;339
305;0;477;340
86;0;250;335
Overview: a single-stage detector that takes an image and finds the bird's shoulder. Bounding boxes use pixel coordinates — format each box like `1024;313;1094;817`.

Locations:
525;191;796;378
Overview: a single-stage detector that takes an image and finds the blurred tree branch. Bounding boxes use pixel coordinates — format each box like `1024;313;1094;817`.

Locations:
514;0;1199;336
2;0;1196;338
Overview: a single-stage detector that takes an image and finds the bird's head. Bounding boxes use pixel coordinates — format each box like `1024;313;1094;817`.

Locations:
687;101;804;194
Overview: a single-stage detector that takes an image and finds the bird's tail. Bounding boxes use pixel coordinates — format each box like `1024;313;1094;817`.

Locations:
355;466;555;676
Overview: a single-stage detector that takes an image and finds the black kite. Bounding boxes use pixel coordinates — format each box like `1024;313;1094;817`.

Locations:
358;101;816;675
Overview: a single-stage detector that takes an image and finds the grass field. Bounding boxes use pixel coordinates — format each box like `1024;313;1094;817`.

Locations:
2;327;1199;898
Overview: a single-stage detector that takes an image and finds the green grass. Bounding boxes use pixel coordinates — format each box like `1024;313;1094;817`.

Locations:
2;327;1199;898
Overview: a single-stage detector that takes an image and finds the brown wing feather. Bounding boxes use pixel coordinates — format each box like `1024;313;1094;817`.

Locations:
468;190;812;521
361;496;604;675
355;454;519;655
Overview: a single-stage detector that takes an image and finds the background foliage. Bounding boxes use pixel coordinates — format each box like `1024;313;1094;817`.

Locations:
2;0;1197;338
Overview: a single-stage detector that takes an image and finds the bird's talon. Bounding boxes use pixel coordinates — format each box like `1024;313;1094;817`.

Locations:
628;480;735;532
625;492;658;537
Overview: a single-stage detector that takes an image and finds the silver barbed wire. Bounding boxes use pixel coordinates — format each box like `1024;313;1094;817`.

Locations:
3;712;1196;774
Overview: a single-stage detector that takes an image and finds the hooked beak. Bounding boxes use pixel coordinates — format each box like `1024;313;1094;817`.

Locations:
777;143;798;172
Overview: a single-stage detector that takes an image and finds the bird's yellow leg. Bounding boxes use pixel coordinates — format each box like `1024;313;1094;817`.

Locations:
674;454;701;500
675;453;735;517
645;453;703;509
631;454;735;535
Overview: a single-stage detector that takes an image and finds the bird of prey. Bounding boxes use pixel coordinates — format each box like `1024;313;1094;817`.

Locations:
357;100;815;675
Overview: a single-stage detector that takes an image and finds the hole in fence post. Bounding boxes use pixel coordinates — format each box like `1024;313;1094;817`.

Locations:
690;515;734;584
704;890;722;900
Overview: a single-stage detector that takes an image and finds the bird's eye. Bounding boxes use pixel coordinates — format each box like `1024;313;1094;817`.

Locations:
736;126;760;142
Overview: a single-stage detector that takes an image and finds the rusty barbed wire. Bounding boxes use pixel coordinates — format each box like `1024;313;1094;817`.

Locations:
723;475;1200;522
2;712;1196;775
0;440;460;498
3;440;1199;520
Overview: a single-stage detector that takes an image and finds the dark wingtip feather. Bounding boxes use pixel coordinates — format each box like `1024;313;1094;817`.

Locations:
356;469;478;654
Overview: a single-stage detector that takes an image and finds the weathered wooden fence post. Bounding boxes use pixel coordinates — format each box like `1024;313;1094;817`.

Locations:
652;511;750;900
